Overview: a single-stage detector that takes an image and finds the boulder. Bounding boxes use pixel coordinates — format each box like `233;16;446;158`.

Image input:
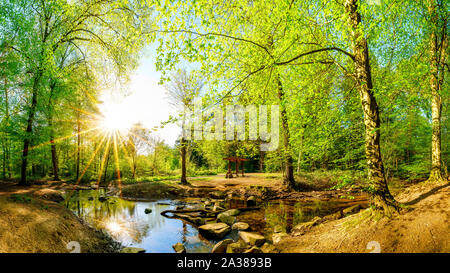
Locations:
217;213;236;226
223;209;240;216
211;239;234;253
226;241;248;253
238;231;266;247
232;222;250;231
209;191;227;199
198;223;231;239
121;247;146;253
272;232;288;244
246;196;256;207
190;217;206;226
172;242;186;253
144;208;152;214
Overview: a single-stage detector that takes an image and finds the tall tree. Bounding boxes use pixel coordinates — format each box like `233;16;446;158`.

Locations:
427;0;448;182
165;69;203;185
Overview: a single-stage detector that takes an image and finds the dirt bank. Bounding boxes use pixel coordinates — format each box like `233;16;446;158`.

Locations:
0;181;120;253
119;173;365;201
274;181;450;253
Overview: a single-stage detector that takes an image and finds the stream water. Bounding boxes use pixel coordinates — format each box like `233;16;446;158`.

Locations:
64;189;367;253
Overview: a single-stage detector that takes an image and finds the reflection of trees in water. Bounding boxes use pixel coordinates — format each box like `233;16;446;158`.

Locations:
264;200;343;232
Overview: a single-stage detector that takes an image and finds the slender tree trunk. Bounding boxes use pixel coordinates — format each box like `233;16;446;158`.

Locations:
180;116;188;184
259;149;265;172
427;0;447;182
48;82;59;181
76;114;81;181
344;0;398;214
180;138;188;184
20;70;42;185
297;132;304;174
276;75;295;189
2;77;11;179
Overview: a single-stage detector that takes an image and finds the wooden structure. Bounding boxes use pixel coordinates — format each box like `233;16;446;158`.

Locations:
223;157;248;178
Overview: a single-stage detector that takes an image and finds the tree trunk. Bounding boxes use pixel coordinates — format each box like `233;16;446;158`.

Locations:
2;77;11;179
76;114;81;181
297;132;304;174
20;70;42;185
344;0;398;214
427;0;447;182
48;82;59;181
259;149;265;172
276;75;295;189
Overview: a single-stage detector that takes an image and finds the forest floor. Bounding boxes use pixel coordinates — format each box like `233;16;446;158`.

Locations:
274;180;450;253
0;180;120;253
120;172;366;201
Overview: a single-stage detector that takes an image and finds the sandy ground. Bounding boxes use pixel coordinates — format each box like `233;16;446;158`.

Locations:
0;181;119;253
274;181;450;253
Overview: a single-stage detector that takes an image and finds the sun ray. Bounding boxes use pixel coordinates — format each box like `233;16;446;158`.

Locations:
28;127;100;152
65;134;109;201
112;131;122;196
115;132;136;177
96;133;112;187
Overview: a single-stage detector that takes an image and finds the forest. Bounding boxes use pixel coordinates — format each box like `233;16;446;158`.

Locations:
0;0;448;254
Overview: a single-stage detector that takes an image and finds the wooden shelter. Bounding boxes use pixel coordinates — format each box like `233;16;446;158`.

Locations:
223;157;248;178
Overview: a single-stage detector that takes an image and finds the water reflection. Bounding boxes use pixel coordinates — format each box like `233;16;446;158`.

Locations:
64;190;214;253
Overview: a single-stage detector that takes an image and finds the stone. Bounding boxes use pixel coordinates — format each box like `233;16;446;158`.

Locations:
209;191;227;199
226;241;247;253
232;222;249;231
272;232;288;244
244;246;263;253
190;217;206;226
121;247;146;253
238;231;266;247
217;213;236;226
223;209;240;216
343;204;361;215
172;242;186;253
198;223;231;239
176;205;185;210
246;196;257;207
144;208;152;214
211;239;234;253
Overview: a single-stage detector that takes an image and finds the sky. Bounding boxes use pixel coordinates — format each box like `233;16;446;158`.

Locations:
98;46;181;147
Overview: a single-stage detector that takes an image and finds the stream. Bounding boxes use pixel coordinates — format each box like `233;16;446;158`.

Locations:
64;189;368;253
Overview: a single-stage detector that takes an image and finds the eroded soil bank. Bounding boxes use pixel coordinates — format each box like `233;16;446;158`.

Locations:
0;181;120;253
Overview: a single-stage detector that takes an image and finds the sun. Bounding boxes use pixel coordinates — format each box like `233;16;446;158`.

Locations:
98;104;134;134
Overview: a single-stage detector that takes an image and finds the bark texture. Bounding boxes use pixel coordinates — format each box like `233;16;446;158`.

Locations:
344;0;398;214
